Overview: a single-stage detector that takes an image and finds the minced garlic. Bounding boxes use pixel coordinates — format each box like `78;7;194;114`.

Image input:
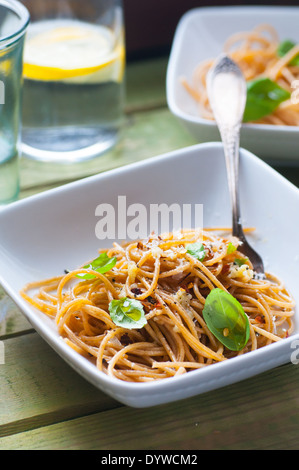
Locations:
228;263;253;282
175;288;194;320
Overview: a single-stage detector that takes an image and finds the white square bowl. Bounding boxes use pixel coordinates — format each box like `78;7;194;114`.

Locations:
167;6;299;164
0;142;299;407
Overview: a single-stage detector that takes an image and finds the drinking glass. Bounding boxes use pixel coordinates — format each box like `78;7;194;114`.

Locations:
21;0;125;162
0;0;29;205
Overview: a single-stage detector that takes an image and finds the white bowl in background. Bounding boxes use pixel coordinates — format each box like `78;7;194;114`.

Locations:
0;142;298;407
167;6;299;164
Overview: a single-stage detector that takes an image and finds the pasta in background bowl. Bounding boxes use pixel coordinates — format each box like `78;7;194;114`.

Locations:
167;6;299;163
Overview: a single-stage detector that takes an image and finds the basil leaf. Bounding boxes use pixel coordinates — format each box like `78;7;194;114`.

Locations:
277;39;296;57
202;288;250;351
277;40;299;66
186;242;206;261
108;297;147;329
234;258;248;267
76;253;117;279
243;78;290;122
227;242;237;254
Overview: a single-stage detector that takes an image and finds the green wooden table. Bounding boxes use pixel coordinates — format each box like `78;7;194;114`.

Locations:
1;56;299;451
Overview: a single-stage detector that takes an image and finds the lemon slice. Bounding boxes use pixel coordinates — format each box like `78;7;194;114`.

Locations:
23;20;125;84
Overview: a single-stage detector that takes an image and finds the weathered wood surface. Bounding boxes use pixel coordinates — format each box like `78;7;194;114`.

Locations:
1;359;299;450
1;56;299;450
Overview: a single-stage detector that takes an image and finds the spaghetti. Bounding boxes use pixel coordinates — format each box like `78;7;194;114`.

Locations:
21;229;295;382
181;24;299;125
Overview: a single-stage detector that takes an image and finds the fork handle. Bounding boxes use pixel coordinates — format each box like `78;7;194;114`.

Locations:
219;124;245;241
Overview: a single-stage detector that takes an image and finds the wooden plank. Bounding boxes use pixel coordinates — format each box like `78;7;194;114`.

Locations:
1;362;299;450
125;56;168;112
0;332;120;437
0;286;31;337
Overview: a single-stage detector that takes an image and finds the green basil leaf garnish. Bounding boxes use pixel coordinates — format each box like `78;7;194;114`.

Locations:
227;242;237;254
243;77;290;122
186;242;206;261
108;297;147;329
76;253;117;279
277;39;299;66
234;258;248;267
202;288;250;351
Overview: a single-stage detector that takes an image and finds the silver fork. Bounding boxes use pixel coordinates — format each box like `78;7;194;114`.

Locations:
207;54;264;275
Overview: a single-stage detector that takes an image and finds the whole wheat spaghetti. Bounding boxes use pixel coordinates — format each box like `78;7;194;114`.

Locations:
181;24;299;125
21;229;295;382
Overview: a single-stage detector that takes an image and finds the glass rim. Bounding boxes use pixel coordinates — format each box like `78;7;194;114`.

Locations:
0;0;30;48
